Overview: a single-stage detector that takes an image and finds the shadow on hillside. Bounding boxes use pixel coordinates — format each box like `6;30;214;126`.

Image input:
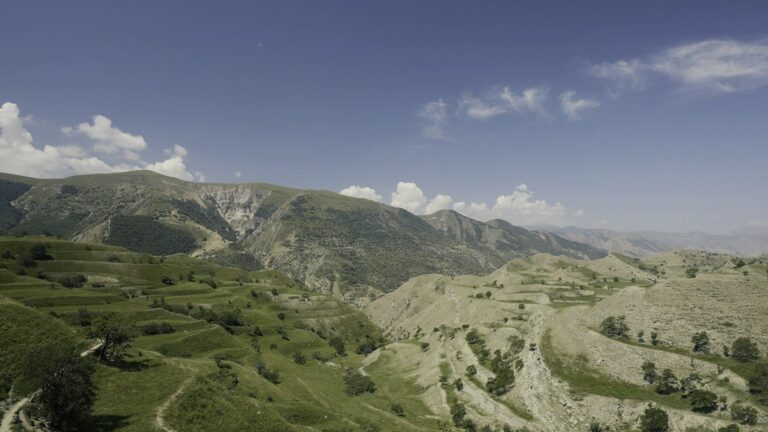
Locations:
108;358;152;372
89;414;131;431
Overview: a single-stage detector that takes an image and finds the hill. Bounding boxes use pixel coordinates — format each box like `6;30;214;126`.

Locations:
0;171;606;297
0;236;436;431
538;225;768;257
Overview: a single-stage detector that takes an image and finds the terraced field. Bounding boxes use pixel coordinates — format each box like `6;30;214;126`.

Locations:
0;237;436;432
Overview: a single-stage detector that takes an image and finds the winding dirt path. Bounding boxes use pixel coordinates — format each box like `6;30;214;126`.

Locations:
154;377;193;432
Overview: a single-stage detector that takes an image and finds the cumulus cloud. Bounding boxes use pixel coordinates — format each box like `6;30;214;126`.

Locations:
63;115;147;161
588;39;768;93
459;86;548;120
234;170;242;178
339;185;383;202
384;181;569;225
0;101;203;181
559;91;600;120
416;99;450;140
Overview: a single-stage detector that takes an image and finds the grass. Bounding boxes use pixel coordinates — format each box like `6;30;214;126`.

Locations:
540;330;691;410
0;236;436;432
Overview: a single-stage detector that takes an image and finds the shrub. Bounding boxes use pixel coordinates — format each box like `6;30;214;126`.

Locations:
56;274;87;288
689;389;718;413
685;267;699;278
730;404;758;425
717;425;740;432
655;369;679;395
639;405;669;432
691;331;711;353
466;364;477;377
256;361;281;384
390;403;405;417
450;402;466;426
356;338;379;355
600;315;629;338
329;336;346;356
293;351;307;365
343;369;376;395
748;362;768;403
731;337;760;362
642;361;657;384
141;322;176;335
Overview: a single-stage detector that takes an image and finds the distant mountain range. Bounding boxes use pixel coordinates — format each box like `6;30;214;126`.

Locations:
0;171;605;297
532;225;768;257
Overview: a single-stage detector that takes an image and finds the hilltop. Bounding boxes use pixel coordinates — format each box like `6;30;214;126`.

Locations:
0;171;605;298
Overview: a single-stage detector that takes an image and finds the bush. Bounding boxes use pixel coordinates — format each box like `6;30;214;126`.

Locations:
142;322;176;336
450;401;466;426
691;331;711;353
655;369;679;395
689;389;718;413
731;337;760;362
730;404;758;425
293;351;307;365
685;267;699;278
329;336;346;356
256;361;281;384
466;364;477;377
343;368;376;395
717;425;740;432
600;316;629;338
748;362;768;402
642;361;657;384
356;338;379;355
390;403;405;417
639;405;669;432
56;274;87;288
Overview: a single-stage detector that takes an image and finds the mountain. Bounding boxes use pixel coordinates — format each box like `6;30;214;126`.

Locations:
537;225;768;257
0;170;606;297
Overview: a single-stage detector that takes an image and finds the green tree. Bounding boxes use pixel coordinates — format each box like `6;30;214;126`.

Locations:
685;267;699;278
599;315;629;338
689;389;718;413
731;337;760;362
466;364;477;377
21;341;95;431
691;331;711;353
730;404;758;425
343;368;376;395
642;361;658;384
655;369;679;395
390;403;405;417
450;402;466;426
639;405;669;432
293;351;307;365
87;313;132;363
329;336;346;356
747;362;768;401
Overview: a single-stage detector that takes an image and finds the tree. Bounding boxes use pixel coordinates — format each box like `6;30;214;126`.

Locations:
454;377;464;391
680;373;702;396
689;389;718;413
599;316;629;338
329;336;346;356
730;404;758;425
277;312;287;321
293;351;307;365
87;313;132;363
21;341;95;431
450;401;466;426
466;364;477;377
747;362;768;401
717;425;740;432
642;361;658;384
685;267;699;278
731;337;760;362
655;369;679;395
390;403;405;417
639;405;669;432
343;368;376;395
691;331;711;353
29;243;52;260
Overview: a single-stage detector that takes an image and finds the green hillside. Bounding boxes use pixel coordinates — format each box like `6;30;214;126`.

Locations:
0;170;606;296
0;237;437;432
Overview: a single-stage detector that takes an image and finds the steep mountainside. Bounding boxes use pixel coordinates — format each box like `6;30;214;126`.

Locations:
539;225;768;257
0;171;606;296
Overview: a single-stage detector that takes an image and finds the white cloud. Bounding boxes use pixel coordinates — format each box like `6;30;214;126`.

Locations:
0;101;204;182
234;170;242;178
144;144;203;182
63;115;147;161
390;182;428;213
385;180;570;225
339;185;383;202
417;99;450;141
458;86;548;120
424;193;454;214
559;91;600;120
589;39;768;93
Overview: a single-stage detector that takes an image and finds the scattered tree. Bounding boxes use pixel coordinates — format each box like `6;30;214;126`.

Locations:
343;368;376;395
691;331;711;354
329;336;346;356
390;403;405;417
730;404;758;425
689;389;718;413
600;315;629;339
655;369;679;395
87;313;132;363
642;361;658;384
731;337;760;362
639;405;669;432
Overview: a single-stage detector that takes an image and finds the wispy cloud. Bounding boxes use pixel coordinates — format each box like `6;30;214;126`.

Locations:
559;91;600;120
416;99;451;141
458;86;548;120
588;38;768;93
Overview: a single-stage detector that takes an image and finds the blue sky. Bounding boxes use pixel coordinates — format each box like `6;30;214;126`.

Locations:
1;1;767;233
